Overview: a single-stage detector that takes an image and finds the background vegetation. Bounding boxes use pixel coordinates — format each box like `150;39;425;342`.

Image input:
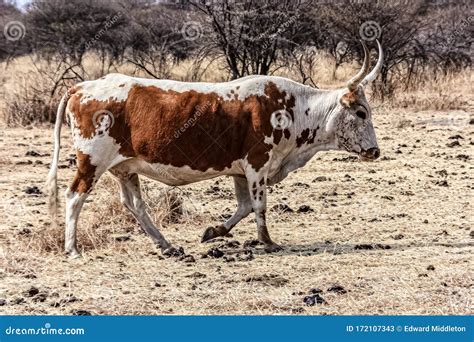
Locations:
0;0;472;125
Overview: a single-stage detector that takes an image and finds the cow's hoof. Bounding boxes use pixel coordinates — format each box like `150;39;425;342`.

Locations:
66;250;81;259
264;244;283;253
201;226;218;243
201;225;227;243
162;246;185;258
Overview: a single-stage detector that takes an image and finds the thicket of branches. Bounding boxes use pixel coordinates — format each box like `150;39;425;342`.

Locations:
0;0;471;124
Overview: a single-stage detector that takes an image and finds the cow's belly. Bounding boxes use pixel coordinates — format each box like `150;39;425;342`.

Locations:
112;158;244;186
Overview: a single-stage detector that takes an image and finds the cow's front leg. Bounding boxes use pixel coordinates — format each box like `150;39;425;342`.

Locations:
247;176;282;253
201;176;252;242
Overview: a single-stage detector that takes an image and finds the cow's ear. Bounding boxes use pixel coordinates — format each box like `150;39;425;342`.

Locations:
340;91;358;108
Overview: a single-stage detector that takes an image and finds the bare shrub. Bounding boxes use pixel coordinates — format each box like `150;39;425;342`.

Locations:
123;2;191;79
189;0;315;79
0;0;26;61
316;1;427;98
25;0;127;68
285;47;319;87
153;189;186;224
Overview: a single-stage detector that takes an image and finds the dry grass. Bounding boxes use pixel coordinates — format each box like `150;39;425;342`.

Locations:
0;105;472;314
392;71;472;111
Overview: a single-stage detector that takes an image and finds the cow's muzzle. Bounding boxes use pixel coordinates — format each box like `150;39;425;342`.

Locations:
359;147;380;161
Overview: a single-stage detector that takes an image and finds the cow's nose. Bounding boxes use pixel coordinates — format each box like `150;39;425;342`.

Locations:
360;147;380;160
367;147;380;159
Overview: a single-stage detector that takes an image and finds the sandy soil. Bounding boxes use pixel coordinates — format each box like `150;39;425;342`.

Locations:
0;108;472;315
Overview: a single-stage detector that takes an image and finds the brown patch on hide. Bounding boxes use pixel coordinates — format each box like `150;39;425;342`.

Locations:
340;91;358;108
68;81;296;173
70;151;97;194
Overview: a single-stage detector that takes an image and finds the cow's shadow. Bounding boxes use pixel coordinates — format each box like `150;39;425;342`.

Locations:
225;241;473;257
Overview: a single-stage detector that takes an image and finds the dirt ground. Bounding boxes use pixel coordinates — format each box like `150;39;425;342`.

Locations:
0;108;472;315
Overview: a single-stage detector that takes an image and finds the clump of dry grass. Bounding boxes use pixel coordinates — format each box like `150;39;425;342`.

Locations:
153;190;186;224
0;58;59;126
141;182;220;227
14;209;123;256
391;70;471;111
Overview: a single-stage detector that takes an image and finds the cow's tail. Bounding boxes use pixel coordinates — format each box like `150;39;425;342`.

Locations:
46;91;70;221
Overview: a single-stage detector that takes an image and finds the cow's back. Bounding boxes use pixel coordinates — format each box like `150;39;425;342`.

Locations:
68;73;299;174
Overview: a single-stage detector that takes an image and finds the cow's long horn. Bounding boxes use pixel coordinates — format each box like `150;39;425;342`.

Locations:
347;40;370;91
361;40;383;87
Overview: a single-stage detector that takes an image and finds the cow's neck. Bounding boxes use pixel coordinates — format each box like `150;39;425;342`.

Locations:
297;88;341;152
268;88;341;185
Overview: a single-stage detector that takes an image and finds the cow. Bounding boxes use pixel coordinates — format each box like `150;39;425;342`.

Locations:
46;40;383;258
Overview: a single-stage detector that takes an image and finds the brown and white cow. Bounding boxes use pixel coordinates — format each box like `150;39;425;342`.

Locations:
46;41;383;258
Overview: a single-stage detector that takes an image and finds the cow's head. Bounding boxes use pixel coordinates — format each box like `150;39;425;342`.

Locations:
329;40;383;161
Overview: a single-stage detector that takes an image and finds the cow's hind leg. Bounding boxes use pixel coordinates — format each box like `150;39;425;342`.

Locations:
111;170;183;257
65;151;101;258
201;176;252;242
246;170;282;253
65;190;88;258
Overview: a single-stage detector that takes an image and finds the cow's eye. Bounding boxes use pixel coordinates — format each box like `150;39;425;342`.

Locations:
356;110;366;120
